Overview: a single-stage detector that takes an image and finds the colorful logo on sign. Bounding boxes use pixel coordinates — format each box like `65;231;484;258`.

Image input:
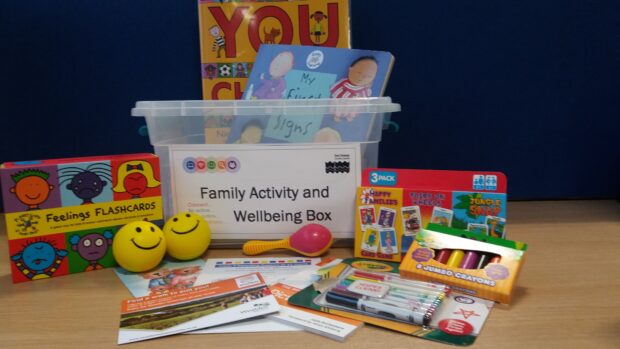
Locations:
183;157;240;173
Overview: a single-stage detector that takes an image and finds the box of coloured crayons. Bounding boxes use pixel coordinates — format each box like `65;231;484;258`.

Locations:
399;224;527;304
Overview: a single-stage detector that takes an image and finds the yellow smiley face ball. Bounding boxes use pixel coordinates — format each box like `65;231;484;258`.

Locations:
112;221;166;272
163;212;211;260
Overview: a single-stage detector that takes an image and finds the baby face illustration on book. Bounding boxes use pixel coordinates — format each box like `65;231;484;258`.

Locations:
228;45;394;144
252;51;295;100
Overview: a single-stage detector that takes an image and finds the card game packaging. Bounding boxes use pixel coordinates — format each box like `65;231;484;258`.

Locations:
354;169;507;263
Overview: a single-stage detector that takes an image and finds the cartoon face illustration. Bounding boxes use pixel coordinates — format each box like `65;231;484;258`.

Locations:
11;240;68;280
66;171;107;203
142;268;170;280
113;161;160;198
205;64;217;79
112;221;166;272
170;265;202;276
209;25;222;37
58;163;112;205
313;127;342;143
348;57;378;87
235;120;264;144
311;10;327;23
10;169;54;210
163;212;211;260
70;231;113;271
269;51;294;79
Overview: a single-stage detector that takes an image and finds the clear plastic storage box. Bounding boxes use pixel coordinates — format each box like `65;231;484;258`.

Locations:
132;98;400;242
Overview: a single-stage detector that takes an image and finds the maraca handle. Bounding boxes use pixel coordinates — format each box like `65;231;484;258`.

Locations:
242;239;289;255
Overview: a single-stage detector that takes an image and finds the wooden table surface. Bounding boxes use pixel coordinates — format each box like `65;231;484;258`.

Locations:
1;200;619;348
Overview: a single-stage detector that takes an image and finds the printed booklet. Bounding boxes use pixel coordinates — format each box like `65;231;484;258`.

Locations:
227;44;394;144
118;273;279;344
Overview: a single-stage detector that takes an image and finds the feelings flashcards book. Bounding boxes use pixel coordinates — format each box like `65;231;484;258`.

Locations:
227;44;394;144
118;273;279;344
0;154;163;283
199;0;350;100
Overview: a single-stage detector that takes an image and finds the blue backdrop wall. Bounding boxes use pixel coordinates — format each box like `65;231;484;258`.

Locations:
1;1;618;200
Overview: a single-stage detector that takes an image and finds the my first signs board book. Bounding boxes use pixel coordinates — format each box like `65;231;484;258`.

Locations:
199;0;351;100
227;44;394;144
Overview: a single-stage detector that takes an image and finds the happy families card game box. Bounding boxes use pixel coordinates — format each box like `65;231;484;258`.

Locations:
1;153;163;283
355;169;507;263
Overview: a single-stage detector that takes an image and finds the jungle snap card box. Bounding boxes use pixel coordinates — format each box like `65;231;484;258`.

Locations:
1;153;163;283
355;168;507;263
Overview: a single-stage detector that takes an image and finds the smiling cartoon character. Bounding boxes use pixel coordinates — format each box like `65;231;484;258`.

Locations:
112;221;166;272
168;265;202;289
163;212;211;260
11;240;68;280
330;56;378;99
70;231;113;271
10;169;55;210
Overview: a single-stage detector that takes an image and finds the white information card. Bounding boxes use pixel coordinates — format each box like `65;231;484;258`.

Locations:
169;144;361;240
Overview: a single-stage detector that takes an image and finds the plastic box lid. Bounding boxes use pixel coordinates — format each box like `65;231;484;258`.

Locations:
131;97;400;117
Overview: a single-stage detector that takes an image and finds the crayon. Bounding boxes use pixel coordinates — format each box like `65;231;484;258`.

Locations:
476;253;491;269
489;255;501;264
446;249;465;268
459;250;479;269
434;249;452;264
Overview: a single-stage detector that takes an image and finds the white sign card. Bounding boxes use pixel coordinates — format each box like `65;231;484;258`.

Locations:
169;144;361;240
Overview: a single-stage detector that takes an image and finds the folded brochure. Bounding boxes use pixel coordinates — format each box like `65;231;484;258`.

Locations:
118;272;279;344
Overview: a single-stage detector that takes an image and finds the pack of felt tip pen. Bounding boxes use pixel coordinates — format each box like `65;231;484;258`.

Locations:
399;224;527;304
288;258;495;346
313;267;450;326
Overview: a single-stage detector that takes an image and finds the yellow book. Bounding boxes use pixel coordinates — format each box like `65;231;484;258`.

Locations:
198;0;351;100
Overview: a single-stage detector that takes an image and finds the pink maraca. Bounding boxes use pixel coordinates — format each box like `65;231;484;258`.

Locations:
242;224;333;257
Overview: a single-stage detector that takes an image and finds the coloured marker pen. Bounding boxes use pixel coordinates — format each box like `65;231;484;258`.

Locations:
325;290;434;326
328;287;432;314
343;276;447;301
334;284;442;311
339;276;445;304
351;271;450;293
